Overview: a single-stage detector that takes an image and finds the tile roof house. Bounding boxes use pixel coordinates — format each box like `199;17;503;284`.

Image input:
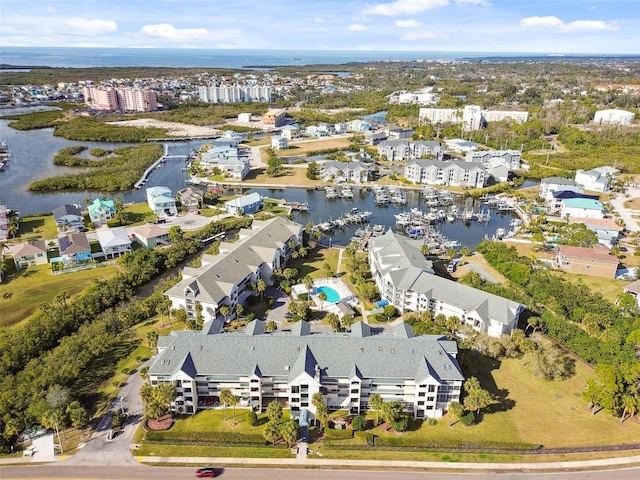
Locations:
87;198;116;227
12;240;48;270
131;223;170;249
148;320;464;419
96;227;132;259
369;230;524;338
52;204;84;232
554;245;619;278
164;217;302;324
623;280;640;307
569;217;623;247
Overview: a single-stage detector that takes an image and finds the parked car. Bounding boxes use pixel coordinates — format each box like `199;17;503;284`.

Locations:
284;312;294;319
195;467;217;478
446;263;456;273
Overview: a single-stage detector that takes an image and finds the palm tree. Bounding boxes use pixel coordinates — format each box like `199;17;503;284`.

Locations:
54;291;70;309
369;393;383;426
219;305;230;323
219;388;233;421
318;292;327;312
229;394;238;426
256;279;266;299
234;303;244;319
303;276;313;300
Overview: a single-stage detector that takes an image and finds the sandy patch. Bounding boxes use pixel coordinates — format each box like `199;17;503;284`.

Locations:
108;118;222;137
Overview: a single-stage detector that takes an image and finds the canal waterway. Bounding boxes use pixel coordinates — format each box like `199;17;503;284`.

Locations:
1;120;518;248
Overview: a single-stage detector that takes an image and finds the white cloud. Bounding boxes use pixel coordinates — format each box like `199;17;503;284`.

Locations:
141;24;209;40
349;23;369;31
61;17;118;36
402;31;439;40
519;16;564;28
520;16;617;32
455;0;491;6
395;19;422;28
362;0;449;16
313;16;325;23
560;20;617;32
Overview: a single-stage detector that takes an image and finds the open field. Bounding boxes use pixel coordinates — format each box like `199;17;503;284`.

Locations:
0;263;120;327
288;246;340;279
109;118;222;137
550;270;630;303
240;166;323;187
277;137;352;157
16;215;58;241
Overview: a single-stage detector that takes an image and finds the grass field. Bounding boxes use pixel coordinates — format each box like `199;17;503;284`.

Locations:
0;262;120;327
239;166;323;187
16;215;58;241
288;247;339;279
122;202;157;226
277;137;352;157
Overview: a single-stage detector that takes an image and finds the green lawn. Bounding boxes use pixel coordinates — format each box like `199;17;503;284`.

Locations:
122;203;157;226
16;215;59;240
0;263;120;327
288;247;339;280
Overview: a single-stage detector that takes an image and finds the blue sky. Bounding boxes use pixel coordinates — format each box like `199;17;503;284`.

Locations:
1;0;638;53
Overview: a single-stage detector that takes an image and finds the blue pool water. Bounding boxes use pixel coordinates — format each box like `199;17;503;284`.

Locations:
316;286;341;303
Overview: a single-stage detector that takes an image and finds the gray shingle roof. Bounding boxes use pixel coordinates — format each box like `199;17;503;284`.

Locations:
149;321;464;384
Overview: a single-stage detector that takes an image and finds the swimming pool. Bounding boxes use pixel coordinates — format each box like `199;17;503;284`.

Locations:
316;286;341;303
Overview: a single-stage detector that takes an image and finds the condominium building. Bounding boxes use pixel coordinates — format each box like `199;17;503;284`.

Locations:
164;217;303;324
198;85;273;104
378;140;443;162
404;159;486;188
419;105;529;131
148;319;464;419
263;109;288;127
466;150;521;170
82;85;157;112
369;230;524;338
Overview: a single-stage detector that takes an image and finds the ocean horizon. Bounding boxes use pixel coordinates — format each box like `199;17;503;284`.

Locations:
2;46;636;69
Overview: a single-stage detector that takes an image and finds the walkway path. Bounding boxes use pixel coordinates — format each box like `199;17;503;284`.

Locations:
610;187;640;232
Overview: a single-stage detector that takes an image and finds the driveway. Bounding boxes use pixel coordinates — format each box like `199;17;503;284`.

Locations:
265;287;291;326
610;187;640;232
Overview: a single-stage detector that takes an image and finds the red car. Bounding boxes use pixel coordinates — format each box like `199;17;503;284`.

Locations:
195;468;216;478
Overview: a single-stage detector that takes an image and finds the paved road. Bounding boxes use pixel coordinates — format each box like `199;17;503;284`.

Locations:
3;464;640;480
610;187;640;233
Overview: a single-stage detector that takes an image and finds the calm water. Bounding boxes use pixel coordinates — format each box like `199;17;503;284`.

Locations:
1;121;518;248
0;47;524;69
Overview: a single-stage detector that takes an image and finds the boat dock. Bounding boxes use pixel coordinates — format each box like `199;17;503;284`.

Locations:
134;143;187;189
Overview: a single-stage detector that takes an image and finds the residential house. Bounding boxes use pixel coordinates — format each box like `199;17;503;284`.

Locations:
554;245;619;278
148;319;464;419
177;187;204;212
404;159;486;188
131;223;170;249
378;140;443;162
321;161;372;184
560;198;605;220
385;127;413;140
575;167;619;193
164;217;302;324
547;191;599;216
87;198;116;227
280;125;300;140
52;204;84;233
569;217;623;247
225;192;264;215
334;123;347;134
369;230;524;337
539;177;582;201
96;227;132;259
146;186;178;217
623;280;640;307
56;232;92;266
200;140;250;180
11;240;48;270
271;135;288;150
305;124;332;137
346;119;372;132
364;132;388;145
0;205;10;241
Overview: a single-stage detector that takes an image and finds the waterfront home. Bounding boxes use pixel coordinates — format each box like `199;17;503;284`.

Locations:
146;186;177;217
560;198;605;220
377;140;444;162
547;191;599;216
575;166;619;193
346;119;372;132
52;204;84;233
164;216;302;324
569;217;623;248
369;230;524;338
87;198;116;227
131;223;170;249
554;245;619;278
466;149;521;170
56;232;92;266
539;177;582;201
11;240;48;270
321;161;372;184
0;205;9;241
271;135;288;150
225;192;264;216
404;159;486;188
96;227;132;259
280;125;300;140
177;186;204;211
385;127;413;140
148;319;463;419
364;131;388;146
200;141;250;180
